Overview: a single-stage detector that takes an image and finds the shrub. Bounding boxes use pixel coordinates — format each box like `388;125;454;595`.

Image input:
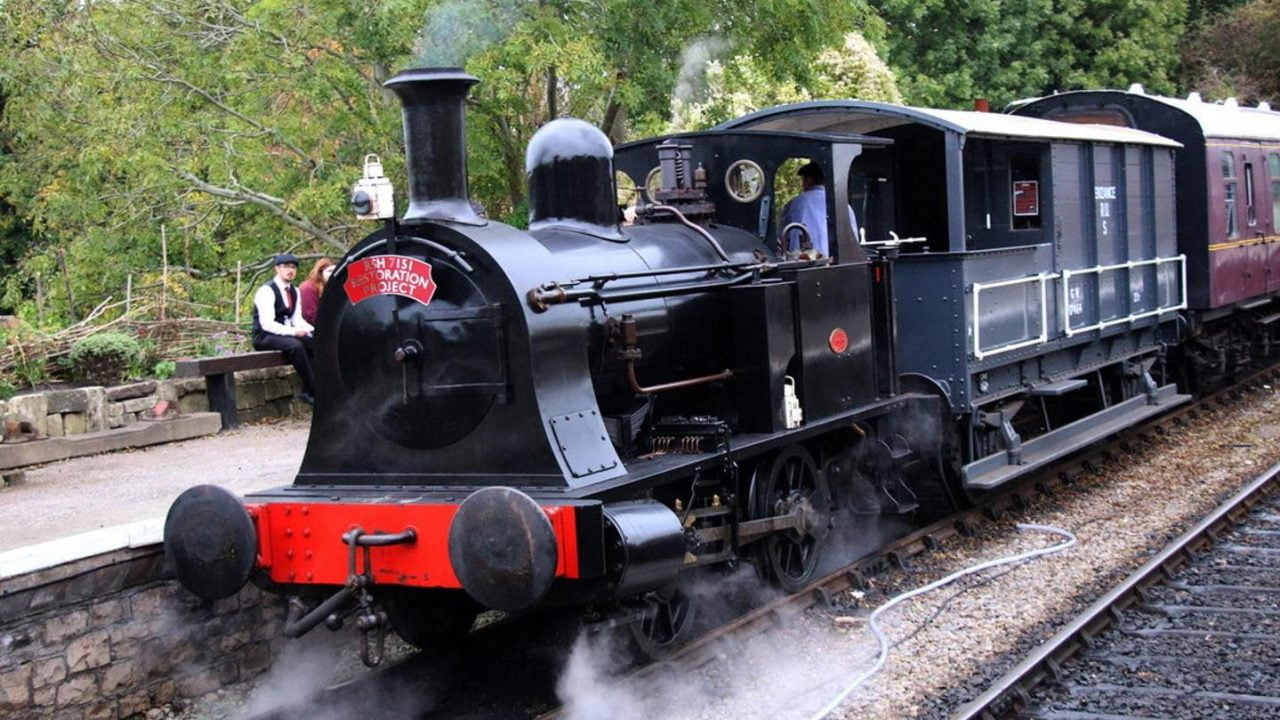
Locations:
70;332;142;386
13;354;47;389
0;376;15;401
152;360;176;380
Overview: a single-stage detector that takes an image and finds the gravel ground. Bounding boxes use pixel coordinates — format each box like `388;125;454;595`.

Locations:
0;417;309;552
820;384;1280;720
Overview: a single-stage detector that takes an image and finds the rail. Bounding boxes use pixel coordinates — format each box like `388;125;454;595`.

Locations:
951;458;1280;720
1061;254;1187;337
971;273;1053;360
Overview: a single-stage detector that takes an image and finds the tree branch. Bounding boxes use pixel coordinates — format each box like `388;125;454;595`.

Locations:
176;170;345;251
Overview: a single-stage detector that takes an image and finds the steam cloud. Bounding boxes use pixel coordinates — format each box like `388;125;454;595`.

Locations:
672;37;733;105
554;535;908;720
414;0;521;68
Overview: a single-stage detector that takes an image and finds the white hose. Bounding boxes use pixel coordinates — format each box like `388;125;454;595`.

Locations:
806;523;1078;720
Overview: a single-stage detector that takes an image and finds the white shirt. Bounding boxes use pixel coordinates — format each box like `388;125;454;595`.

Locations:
780;186;859;257
253;277;314;336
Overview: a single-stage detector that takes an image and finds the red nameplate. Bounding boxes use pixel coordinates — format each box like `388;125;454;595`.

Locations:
344;255;438;306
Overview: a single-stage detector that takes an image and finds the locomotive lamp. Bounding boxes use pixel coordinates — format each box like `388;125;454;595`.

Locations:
351;154;395;220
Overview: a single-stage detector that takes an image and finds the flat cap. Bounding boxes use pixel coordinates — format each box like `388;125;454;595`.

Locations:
273;252;299;266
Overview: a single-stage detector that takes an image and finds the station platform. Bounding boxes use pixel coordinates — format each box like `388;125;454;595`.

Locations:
0;419;308;578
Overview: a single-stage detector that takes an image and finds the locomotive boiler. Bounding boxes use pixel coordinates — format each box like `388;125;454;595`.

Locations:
164;67;944;662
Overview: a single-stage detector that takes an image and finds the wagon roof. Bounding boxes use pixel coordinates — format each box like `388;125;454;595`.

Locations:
716;100;1182;148
1013;89;1280;143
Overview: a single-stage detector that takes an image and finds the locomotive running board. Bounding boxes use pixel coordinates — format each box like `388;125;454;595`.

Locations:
962;384;1190;491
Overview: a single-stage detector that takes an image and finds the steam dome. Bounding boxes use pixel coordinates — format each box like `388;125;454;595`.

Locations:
526;118;621;238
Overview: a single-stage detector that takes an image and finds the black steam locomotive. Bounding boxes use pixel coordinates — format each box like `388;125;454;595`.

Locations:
164;68;1280;663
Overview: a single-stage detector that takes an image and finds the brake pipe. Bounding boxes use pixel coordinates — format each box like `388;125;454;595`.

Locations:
807;523;1078;720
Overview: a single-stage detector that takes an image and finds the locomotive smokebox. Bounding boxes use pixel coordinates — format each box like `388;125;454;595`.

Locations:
384;67;482;226
526;118;622;238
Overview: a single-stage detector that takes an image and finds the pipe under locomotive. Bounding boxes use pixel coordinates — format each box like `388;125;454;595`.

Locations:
164;67;941;662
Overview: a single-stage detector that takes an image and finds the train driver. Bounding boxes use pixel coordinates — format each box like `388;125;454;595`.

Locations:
251;252;316;405
780;162;858;258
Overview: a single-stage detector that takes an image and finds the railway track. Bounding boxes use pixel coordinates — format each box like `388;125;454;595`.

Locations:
239;367;1280;720
953;459;1280;720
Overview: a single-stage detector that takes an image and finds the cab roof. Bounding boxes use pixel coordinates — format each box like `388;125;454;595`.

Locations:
716;100;1183;148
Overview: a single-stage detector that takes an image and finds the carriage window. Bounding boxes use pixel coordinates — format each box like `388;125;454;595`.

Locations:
1271;154;1280;229
1245;163;1256;227
1223;150;1238;239
1010;156;1041;230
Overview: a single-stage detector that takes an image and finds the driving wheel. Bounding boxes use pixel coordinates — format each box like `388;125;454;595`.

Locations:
755;445;831;592
629;584;697;659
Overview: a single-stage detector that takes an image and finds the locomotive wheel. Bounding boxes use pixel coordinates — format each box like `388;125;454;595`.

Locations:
756;445;831;593
384;589;480;650
630;584;697;659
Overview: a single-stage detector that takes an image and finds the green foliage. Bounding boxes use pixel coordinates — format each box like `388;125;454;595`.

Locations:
152;360;177;380
70;332;141;386
1180;0;1280;103
870;0;1188;108
11;354;47;389
670;32;901;131
0;376;15;401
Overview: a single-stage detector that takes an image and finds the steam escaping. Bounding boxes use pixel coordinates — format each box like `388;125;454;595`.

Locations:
240;629;435;720
414;0;521;68
554;518;917;719
555;602;882;720
242;631;347;717
672;37;733;106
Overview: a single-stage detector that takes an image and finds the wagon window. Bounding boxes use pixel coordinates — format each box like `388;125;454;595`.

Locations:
1245;163;1256;227
1223;150;1238;240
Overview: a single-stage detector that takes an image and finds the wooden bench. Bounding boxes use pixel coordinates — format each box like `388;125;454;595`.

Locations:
174;351;289;430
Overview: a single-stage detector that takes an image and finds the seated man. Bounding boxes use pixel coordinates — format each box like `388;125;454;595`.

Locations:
780;162;859;258
252;252;316;405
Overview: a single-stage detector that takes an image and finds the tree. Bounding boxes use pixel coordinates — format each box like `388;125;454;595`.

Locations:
670;32;902;131
0;0;423;324
870;0;1187;108
0;0;880;328
1180;0;1280;103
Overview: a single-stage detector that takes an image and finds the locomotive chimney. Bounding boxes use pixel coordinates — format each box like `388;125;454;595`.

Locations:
384;67;483;225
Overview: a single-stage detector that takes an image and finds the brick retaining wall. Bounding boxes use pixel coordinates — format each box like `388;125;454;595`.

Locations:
0;548;286;719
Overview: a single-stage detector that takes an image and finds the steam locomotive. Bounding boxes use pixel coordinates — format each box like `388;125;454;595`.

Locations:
163;68;1280;664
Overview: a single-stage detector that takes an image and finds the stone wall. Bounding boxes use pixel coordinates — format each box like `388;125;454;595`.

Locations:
0;367;302;440
0;547;286;719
